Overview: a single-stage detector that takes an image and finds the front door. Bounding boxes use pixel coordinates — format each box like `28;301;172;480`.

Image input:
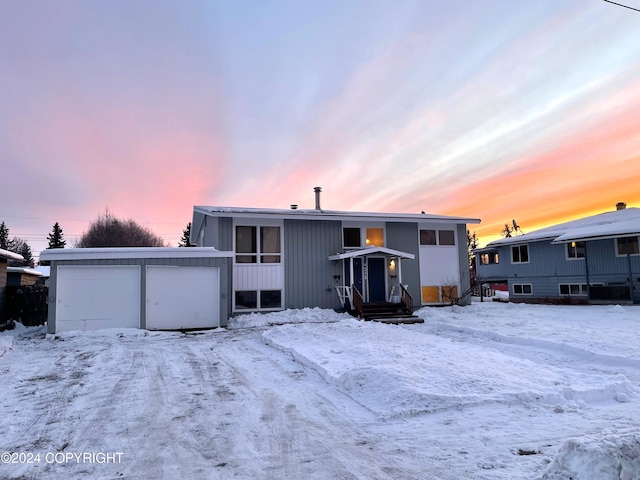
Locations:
344;258;364;296
368;257;386;302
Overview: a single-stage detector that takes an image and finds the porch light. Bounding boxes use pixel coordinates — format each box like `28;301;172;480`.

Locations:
389;258;397;277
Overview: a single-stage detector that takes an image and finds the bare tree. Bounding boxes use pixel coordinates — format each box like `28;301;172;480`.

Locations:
76;210;166;248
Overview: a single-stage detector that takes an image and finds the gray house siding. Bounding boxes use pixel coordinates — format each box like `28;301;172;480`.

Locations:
386;222;421;305
480;237;640;303
48;257;231;332
284;219;343;310
196;216;233;252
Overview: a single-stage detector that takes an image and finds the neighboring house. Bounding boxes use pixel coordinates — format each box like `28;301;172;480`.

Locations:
476;203;640;304
190;189;480;316
7;266;45;286
0;248;24;327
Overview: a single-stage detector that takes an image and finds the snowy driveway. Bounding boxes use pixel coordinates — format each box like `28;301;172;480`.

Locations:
1;303;639;479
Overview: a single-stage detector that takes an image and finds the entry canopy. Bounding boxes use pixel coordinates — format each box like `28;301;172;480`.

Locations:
328;246;415;261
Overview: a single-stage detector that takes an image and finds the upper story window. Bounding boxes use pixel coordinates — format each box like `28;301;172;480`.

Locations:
567;241;585;259
235;225;281;264
617;236;639;256
365;228;384;247
511;244;529;263
343;228;361;248
420;229;455;246
480;252;499;265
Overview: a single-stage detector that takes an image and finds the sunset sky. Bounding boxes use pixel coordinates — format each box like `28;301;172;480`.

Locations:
2;0;640;258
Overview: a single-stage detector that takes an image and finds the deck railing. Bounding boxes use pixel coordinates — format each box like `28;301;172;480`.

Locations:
400;284;413;313
352;285;364;317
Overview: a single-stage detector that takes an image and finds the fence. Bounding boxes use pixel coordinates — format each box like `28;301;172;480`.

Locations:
4;285;48;327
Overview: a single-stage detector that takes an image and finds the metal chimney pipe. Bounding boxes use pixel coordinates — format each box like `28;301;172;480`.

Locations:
314;186;322;210
616;202;627;211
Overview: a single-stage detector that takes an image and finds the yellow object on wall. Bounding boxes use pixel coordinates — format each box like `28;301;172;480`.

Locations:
421;286;440;303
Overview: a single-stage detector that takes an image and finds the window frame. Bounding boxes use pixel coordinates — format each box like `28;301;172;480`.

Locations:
616;236;640;256
419;228;456;247
512;283;532;295
511;244;529;264
234;289;283;311
566;241;585;260
235;224;282;264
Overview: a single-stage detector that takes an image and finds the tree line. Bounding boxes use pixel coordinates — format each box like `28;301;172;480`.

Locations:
1;212;194;266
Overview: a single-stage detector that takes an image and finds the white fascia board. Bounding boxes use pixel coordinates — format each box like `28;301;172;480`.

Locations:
194;205;481;225
329;246;415;261
0;248;24;261
40;247;234;261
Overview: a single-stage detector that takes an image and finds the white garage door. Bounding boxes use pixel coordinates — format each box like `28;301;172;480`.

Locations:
56;266;141;332
145;266;220;330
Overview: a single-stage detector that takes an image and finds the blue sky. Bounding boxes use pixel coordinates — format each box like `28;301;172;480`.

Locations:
1;0;640;255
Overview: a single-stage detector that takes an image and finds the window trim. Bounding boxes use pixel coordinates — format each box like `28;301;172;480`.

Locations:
419;228;456;247
234;224;282;265
566;241;585;260
616;236;640;257
512;283;532;295
234;289;283;312
511;244;529;264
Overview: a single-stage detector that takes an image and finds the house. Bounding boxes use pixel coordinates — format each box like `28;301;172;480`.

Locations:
190;188;480;318
0;248;24;330
7;266;45;286
476;203;640;304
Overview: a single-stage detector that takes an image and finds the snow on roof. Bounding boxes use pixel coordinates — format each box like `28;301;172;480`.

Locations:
328;246;415;261
486;207;640;247
7;267;44;277
194;205;481;225
39;247;234;261
0;248;24;262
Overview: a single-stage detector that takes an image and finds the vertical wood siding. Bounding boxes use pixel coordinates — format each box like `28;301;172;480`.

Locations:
0;260;6;316
284;219;342;310
385;222;421;305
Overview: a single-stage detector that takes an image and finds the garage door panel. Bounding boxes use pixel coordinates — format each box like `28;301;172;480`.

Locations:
146;266;219;330
56;266;140;332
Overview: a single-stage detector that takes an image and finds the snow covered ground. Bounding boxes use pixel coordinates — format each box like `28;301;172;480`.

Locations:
1;301;639;479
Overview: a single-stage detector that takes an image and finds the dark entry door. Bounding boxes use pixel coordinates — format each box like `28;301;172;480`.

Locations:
344;258;364;295
368;257;386;302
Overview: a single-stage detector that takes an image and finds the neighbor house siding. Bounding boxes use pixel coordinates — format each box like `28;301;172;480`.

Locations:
48;257;231;332
284;219;342;310
0;259;7;316
386;222;421;305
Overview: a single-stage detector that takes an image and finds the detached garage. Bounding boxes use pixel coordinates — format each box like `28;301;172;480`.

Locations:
40;247;233;333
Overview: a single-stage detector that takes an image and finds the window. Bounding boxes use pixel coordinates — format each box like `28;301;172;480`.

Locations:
567;241;585;259
343;228;361;248
419;229;454;246
235;291;257;309
480;252;499;265
235;226;281;263
260;226;281;263
617;236;639;256
513;284;532;295
235;290;282;310
420;229;436;245
365;228;384;247
260;290;282;309
438;230;455;246
512;245;529;263
236;226;257;263
559;283;587;296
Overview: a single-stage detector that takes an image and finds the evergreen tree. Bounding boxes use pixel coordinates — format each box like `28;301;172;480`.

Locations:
0;221;9;250
178;222;194;247
467;230;478;285
47;222;66;249
8;237;33;267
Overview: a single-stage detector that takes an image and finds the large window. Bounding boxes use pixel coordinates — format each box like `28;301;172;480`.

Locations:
235;290;282;310
617;236;639;256
513;284;532;295
567;241;585;259
420;229;455;246
511;245;529;263
235;225;281;263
